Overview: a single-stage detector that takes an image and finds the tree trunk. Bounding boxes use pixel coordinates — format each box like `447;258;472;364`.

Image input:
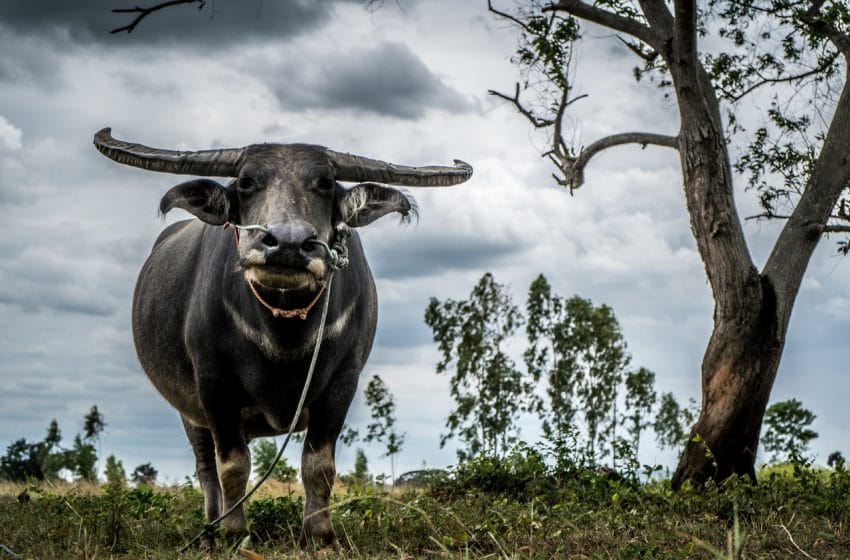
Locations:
672;276;784;487
666;1;780;486
666;3;850;486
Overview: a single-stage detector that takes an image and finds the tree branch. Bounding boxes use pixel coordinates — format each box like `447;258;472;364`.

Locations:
110;0;205;34
728;51;840;102
637;0;674;36
821;225;850;233
488;84;556;129
545;0;659;48
800;0;850;57
617;36;658;63
488;0;532;33
561;132;679;191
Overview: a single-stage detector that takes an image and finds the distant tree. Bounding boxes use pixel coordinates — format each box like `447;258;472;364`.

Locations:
827;451;845;469
761;399;818;463
425;272;530;460
131;463;158;486
251;439;297;483
40;420;64;479
525;275;574;442
624;368;658;456
82;405;106;475
340;448;371;488
654;393;696;451
68;434;97;481
0;440;40;481
104;454;126;487
83;406;106;442
567;296;631;461
363;375;405;482
352;448;370;485
0;418;68;482
339;424;359;447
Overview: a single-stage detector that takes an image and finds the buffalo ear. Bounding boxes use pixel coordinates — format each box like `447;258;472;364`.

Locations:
159;179;236;226
336;183;416;228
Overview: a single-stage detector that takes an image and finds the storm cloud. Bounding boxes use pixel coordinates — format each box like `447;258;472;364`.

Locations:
0;0;356;47
266;41;473;119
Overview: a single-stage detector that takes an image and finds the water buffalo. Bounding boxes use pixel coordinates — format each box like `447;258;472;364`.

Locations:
93;128;471;548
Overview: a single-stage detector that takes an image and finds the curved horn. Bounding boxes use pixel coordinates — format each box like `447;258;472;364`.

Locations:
327;150;473;187
93;128;245;177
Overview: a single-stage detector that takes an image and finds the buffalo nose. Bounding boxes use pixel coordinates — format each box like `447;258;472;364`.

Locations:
260;222;320;258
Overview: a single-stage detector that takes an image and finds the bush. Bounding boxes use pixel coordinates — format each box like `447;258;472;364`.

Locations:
246;495;303;542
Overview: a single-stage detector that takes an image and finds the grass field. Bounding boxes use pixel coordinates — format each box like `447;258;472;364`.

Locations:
1;452;848;559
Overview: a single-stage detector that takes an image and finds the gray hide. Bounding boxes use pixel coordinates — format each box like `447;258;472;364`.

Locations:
93;128;471;548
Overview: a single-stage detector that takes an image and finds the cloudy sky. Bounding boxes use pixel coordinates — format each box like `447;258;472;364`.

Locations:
1;0;847;483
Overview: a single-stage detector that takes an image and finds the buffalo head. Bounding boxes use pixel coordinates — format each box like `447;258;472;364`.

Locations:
93;128;472;293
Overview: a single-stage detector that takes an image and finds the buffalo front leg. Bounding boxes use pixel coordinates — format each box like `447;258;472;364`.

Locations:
211;425;251;536
182;417;221;549
300;427;338;548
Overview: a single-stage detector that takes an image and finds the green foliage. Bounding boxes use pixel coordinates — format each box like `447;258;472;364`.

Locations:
624;367;657;455
69;434;97;481
0;409;108;483
246;495;303;542
653;392;696;450
250;439;297;483
340;448;372;488
363;374;405;481
0;419;65;481
338;423;359;447
104;454;126;488
83;405;106;442
761;398;818;463
130;463;157;486
353;448;370;483
433;444;550;501
425;272;530;460
526;274;633;462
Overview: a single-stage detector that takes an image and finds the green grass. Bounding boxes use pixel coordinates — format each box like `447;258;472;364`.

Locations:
1;456;848;559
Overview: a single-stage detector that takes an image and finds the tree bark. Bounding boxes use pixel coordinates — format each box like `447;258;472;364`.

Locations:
666;0;782;486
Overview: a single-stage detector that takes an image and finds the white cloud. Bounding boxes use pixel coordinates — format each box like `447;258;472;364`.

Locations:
0;115;22;149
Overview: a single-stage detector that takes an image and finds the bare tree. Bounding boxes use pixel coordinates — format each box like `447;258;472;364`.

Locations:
490;0;850;487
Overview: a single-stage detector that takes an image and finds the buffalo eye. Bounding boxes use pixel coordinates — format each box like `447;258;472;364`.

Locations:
237;176;257;193
316;177;335;192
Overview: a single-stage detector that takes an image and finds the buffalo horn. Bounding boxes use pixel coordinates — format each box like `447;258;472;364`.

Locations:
327;150;473;186
93;128;244;177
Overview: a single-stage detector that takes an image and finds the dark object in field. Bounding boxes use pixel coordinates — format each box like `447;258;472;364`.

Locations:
93;127;471;548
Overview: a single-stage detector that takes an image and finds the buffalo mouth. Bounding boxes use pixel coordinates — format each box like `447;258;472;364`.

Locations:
242;261;326;291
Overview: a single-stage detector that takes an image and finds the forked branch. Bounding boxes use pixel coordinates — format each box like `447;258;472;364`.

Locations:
800;0;850;57
545;0;659;49
110;0;206;34
488;83;557;129
557;132;679;191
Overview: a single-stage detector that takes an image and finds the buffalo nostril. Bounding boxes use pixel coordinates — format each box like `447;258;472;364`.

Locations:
301;237;320;253
261;232;278;247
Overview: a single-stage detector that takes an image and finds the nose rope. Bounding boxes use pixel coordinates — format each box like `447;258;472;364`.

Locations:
223;222;350;318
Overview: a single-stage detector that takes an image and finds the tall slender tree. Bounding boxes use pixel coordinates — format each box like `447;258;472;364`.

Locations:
490;0;850;486
363;374;405;482
526;275;631;460
624;367;658;456
425;272;530;460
